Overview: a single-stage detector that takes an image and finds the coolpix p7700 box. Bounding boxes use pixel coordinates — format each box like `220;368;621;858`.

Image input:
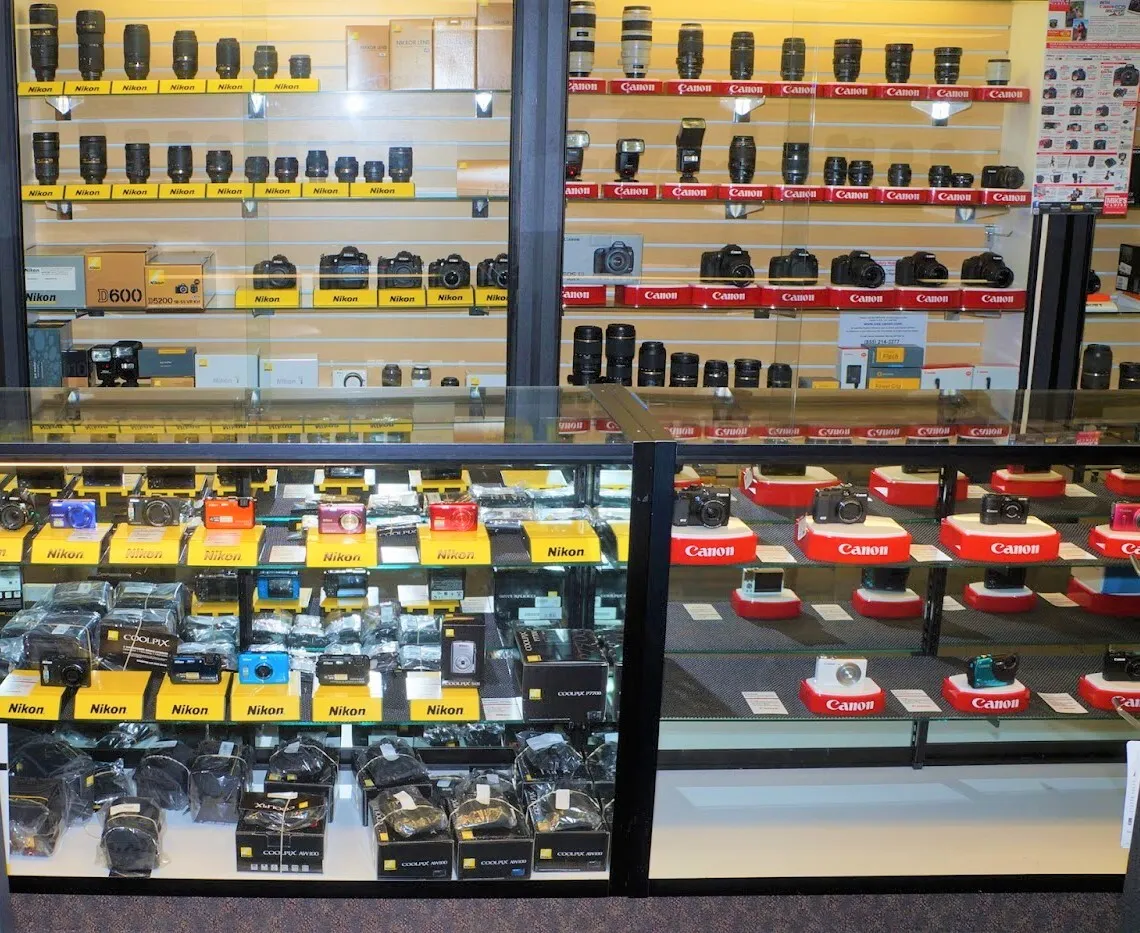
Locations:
515;627;608;723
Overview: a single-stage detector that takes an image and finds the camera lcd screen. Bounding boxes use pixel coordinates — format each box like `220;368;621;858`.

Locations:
82;467;123;488
744;569;784;594
18;468;67;491
984;567;1028;590
147;467;197;491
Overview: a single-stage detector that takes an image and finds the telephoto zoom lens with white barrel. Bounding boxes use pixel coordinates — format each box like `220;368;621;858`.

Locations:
569;1;597;78
621;6;652;78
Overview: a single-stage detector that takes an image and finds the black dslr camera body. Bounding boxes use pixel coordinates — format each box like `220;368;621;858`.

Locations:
252;254;297;290
980;165;1026;189
700;244;754;287
476;254;509;290
979;493;1028;525
812;484;869;524
672;484;731;528
0;491;34;532
961;252;1015;288
1116;64;1140;87
318;246;371;290
768;248;819;286
428;254;472;290
377;251;425;290
830;250;886;288
593;241;636;276
895;251;948;287
1104;649;1140;682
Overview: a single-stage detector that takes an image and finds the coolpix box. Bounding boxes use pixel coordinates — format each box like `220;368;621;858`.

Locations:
235;793;326;874
370;798;453;879
563;233;644;286
25;245;86;309
99;620;179;672
532;826;610;873
262;774;337;820
863;344;925;368
456;831;533;880
146;251;216;310
139;346;196;379
441;616;485;687
195;353;259;388
515;628;608;723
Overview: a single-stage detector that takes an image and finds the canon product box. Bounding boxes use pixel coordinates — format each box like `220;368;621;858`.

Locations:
867;367;921;390
563;233;644;286
433;17;476;90
494;568;565;630
514;628;608;723
346;25;390;91
84;244;158;310
25;245;86;309
440;615;485;687
1118;243;1140;296
456;831;533;880
145;251;215;310
139;347;196;380
235;793;326;874
195;353;259;388
260;357;319;389
390;19;434;90
476;2;513;90
837;347;870;389
863;344;925;368
28;321;72;387
921;365;974;391
972;364;1019;391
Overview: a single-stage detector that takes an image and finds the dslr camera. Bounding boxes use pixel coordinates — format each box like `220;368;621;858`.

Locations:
318;246;371;290
377;251;425;290
252;254;297;290
428;254;472;290
979;493;1028;525
980;165;1026;189
127;496;186;527
0;491;34;531
966;653;1019;689
672;484;732;528
1116;64;1140;87
961;252;1015;288
40;656;92;689
1104;649;1140;683
593;241;636;276
814;656;866;688
812;484;868;524
170;653;223;685
830;250;886;288
476;254;509;290
895;251;949;287
768;249;819;286
49;499;97;530
700;244;754;287
238;651;290;685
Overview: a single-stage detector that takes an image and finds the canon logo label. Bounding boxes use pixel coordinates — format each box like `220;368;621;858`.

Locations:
1114;695;1140;709
970;696;1022;710
863;428;903;438
781;292;813;302
833;188;873;200
611;184;654;197
781;187;815;199
684;544;735;558
981;293;1016;304
619;81;657;93
643;290;680;300
825;698;876;712
930;87;971;100
912;426;952;437
1121;542;1140;555
667;186;711;198
882;86;923;98
991;542;1040;556
710;426;750;438
814;428;850;437
725;185;765;199
678;82;714;94
934;191;974;203
988;191;1023;203
766;428;802;437
565;184;594;196
915;293;952;304
838;543;888;556
831;84;871;97
563;290;592;300
559;420;588;431
984;88;1023;100
711;291;748;301
669;425;700;438
727;83;765;95
779;83;814;96
961;426;1006;438
850;293;886;304
883;189;924;202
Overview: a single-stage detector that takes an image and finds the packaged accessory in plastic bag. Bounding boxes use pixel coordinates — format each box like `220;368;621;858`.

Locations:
288;614;329;651
10;735;98;823
363;638;399;672
373;787;447;839
526;785;605;833
361;602;400;641
189;738;252;823
100;796;164;877
398;613;440;646
450;771;523;835
398;643;441;672
353;740;428;791
22;611;100;665
267;737;337;785
112;581;187;621
90;759;135;810
177;640;237;671
134;740;197;811
516;731;585;780
8;776;68;856
178;614;239;645
40;580;114;616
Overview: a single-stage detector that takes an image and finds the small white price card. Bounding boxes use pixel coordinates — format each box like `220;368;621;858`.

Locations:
685;603;723;621
812;603;852;622
1038;693;1087;714
967;485;988;499
1065;484;1096;498
481;697;523;721
891;689;941;713
1059;542;1095;561
742;691;788;715
942;596;965;611
756;545;795;563
911;544;951;562
1040;592;1078;608
269;545;306;564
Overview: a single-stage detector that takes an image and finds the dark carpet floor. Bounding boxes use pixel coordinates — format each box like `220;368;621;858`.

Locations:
10;892;1124;933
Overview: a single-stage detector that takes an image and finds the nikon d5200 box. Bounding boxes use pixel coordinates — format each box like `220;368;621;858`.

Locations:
515;627;609;723
563;234;644;286
146;251;216;311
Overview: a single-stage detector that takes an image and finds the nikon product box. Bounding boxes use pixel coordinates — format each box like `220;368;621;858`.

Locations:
235;793;327;874
532;826;610;873
441;615;485;687
84;244;158;310
476;2;513;90
139;346;196;380
1118;243;1140;296
494;568;565;629
98;621;179;671
195;353;259;388
456;831;532;880
25;245;86;309
263;774;336;820
369;799;453;879
146;251;216;310
457;160;510;197
863;344;925;368
260;357;319;389
346;25;390;91
433;17;476;90
515;627;608;723
28;321;72;387
390;19;434;90
563;234;644;286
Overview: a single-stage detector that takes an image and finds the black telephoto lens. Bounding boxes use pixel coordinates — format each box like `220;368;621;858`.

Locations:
670;351;700;388
934;46;963;85
123;24;150;79
289;54;311;79
833;38;863;82
823;156;847;186
638;341;666;387
1120;362;1140;390
206;150;232;183
76;10;106;81
32;132;60;185
782;142;810;184
728;136;757;184
335;157;359;183
570;325;604;385
441;376;460;387
167;145;193;183
767;363;793;388
885;43;913;83
124;142;150;183
734;358;761;388
781;37;806;81
29;3;59;82
216;38;240;78
605;323;637;386
363;160;385;182
703;359;729;388
848;160;874;186
79;135;107;184
275;157;299;183
676;23;704;80
245;156;270;183
730;31;755;80
388;147;413;182
928;164;953;187
253;44;278;79
1081;344;1112;390
172;29;198;80
306;150;329;179
950;172;974;188
888;162;912;186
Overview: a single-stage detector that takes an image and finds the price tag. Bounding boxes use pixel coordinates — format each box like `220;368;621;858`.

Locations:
555;789;571;810
127;528;167;543
476;784;492;805
910;544;951;562
685;603;722;621
1124;741;1140;848
69;529;104;543
396;790;416;810
942;596;965;611
462;596;494;614
481;697;523;721
1039;692;1087;714
812;603;852;622
1040;592;1078;608
1059;542;1095;561
756;545;795;563
891;689;941;713
205;530;242;547
967;485;987;499
742;691;788;715
269;545;306;564
380;744;399;761
1065;484;1096;498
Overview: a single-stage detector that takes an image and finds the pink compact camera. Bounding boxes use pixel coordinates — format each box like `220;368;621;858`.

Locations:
318;501;366;535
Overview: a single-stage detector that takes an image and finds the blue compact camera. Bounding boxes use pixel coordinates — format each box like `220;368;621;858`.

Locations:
238;651;291;685
257;570;301;602
48;498;98;530
966;653;1019;689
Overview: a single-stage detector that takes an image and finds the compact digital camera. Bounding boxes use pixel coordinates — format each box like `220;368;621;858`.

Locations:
741;568;783;595
169;653;223;685
194;571;239;604
323;569;368;599
40;656;91;688
257;570;300;602
127;496;186;528
979;493;1028;525
315;654;370;686
814;656;867;688
862;568;910;592
966;653;1019;689
48;499;97;530
671;484;731;528
202;497;256;530
252;254;297;290
428;254;472;290
238;650;290;685
377;251;425;290
317;502;366;535
983;566;1028;590
428;498;478;533
318;246;371;290
1104;649;1140;683
449;640;477;675
811;485;868;524
1111;502;1140;531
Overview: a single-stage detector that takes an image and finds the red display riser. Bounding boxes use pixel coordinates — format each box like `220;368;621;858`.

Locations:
568;184;1030;207
567;78;1030;103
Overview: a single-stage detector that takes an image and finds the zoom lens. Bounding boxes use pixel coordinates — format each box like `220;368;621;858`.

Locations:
1081;344;1112;390
605;322;637;386
730;31;755;80
363;160;385;182
32;132;60;185
621;6;652;79
216;37;240;78
389;147;413;182
638;341;666;387
934;46;963;85
245;156;270;183
275;157;299;183
441;376;460;388
570;325;603;386
382;364;402;388
206;150;232;183
411;365;431;388
306;150;329;179
987;58;1011;86
950;172;974;188
76;10;106;81
670;351;700;388
1120;362;1140;390
782;142;810;184
167;145;193;183
703;359;729;388
885;43;913;83
734;358;761;388
928;164;952;187
848;160;874;186
172;29;198;79
767;363;793;389
833;38;863;82
253;44;278;79
568;1;597;78
676;23;704;80
79;135;107;184
888;162;912;187
123;24;150;80
728;136;757;184
29;4;59;82
781;37;806;81
335;157;359;183
823;156;847;186
124;142;150;183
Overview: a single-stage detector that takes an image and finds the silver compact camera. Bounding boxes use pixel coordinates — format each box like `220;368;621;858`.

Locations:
814;656;867;688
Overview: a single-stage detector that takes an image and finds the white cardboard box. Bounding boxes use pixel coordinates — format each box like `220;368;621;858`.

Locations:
972;364;1019;391
260;357;319;389
837;348;870;389
920;365;975;391
195;353;259;388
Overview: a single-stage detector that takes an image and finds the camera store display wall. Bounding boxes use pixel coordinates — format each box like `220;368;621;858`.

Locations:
1085;214;1140;387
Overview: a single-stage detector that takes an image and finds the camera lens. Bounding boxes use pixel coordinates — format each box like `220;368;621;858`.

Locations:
676;23;704;80
833;38;863;82
76;10;106;81
382;364;403;387
1120;362;1140;390
848;159;874;186
934;46;963;85
363;160;385;183
728;136;757;184
987;58;1011;86
441;376;460;387
638;341;666;387
767;363;793;388
950;172;974;188
730;31;755;80
568;1;597;78
335;157;359;183
781;37;806;81
670;351;700;388
734;358;761;388
32;132;60;185
411;365;432;388
703;359;729;388
124;142;150;183
885;43;913;83
216;37;240;78
389;147;413;183
570;325;604;385
245;156;270;183
306;150;329;179
172;29;199;79
1081;344;1113;390
275;157;299;183
79;135;107;184
166;145;193;183
888;162;912;187
782;142;810;184
206;150;232;183
289;54;311;79
29;4;59;82
621;6;652;79
823;156;848;186
253;44;278;79
254;662;273;681
605;323;637;386
928;164;953;187
123;24;150;80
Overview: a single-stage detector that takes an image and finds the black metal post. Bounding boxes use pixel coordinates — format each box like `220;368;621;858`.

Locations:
0;0;29;389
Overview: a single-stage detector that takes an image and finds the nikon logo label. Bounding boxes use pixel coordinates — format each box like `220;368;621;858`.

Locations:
247;705;285;715
71;83;103;92
214;81;245;91
332;295;359;302
120;187;150;196
118;82;150;91
167;187;196;196
438;550;476;560
215;185;246;196
26;84;57;93
547;547;586;558
385;294;416;302
329;706;367;716
167;82;197;91
271;82;302;90
47;548;85;560
254;294;284;303
90;703;127;715
8;704;45;715
434;292;466;301
323;552;359;562
172;704;209;716
426;704;465;716
72;187;104;196
125;548;164;560
26;292;56;302
204;549;240;562
363;185;396;195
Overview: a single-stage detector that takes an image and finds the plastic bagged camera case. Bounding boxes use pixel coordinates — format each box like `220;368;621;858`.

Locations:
134;740;197;811
41;580;115;616
264;737;339;817
8;775;68;856
10;736;99;823
112;581;188;621
189;738;252;824
22;610;101;666
100;796;164;877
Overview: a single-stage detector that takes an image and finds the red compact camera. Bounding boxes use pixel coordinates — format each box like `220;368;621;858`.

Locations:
202;496;256;530
429;498;478;533
318;501;366;535
1110;502;1140;532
